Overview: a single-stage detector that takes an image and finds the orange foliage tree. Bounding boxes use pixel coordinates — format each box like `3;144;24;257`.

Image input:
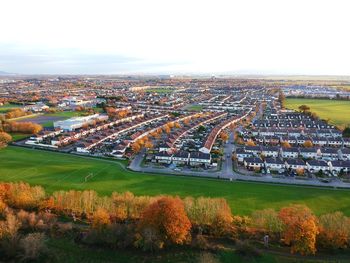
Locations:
138;197;191;246
131;141;142;154
303;140;313;148
246;139;256;146
219;131;229;143
0;132;12;149
279;205;319;255
91;207;111;229
281;141;292;148
4;121;42;134
318;212;350;249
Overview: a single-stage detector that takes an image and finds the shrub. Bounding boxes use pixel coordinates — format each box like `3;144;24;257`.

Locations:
20;233;48;261
235;240;262;258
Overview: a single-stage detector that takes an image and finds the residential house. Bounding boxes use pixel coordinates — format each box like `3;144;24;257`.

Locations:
235;148;252;163
280;147;299;159
320;148;340;161
306;160;329;173
243;157;264;171
265;158;285;172
285;159;307;171
340;148;350;160
172;151;190;165
189;152;211;167
328;160;350;175
155;151;173;164
299;147;321;159
260;146;279;158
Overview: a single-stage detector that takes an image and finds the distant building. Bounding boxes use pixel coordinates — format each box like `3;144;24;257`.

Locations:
53;114;108;131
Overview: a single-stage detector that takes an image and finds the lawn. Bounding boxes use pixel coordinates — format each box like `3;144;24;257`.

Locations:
187;104;203;111
0;103;21;113
145;88;174;93
285;98;350;127
1;147;350;216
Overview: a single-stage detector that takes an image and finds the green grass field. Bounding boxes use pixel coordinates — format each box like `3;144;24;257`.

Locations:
285;98;350;127
1;147;350;216
0;103;21;113
187;104;204;111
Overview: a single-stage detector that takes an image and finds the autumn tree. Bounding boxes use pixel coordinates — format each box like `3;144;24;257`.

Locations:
144;140;153;149
318;212;350;249
174;122;181;129
246;139;256;146
3;121;42;134
0;132;12;149
281;141;291;148
5;108;28;119
138;197;191;247
131;141;142;154
298;105;310;113
279;205;319;255
219;131;229;143
251;209;284;239
163;124;171;134
91;208;111;229
303;140;313;148
295;168;305;176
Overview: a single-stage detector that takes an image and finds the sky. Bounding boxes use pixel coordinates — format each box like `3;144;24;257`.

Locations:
0;0;349;75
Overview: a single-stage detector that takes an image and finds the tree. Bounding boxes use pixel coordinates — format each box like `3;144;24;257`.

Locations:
0;132;12;149
279;205;319;255
295;168;305;176
318;212;350;249
174;122;181;129
131;141;142;154
5;108;28;119
298;105;310;113
246;139;256;146
92;208;111;229
144;141;153;149
138;197;191;246
343;127;350;138
303;140;313;148
279;92;285;108
281;141;291;148
219;131;229;143
251;209;283;239
163;124;171;134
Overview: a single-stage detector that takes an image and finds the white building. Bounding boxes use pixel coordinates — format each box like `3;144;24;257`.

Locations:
53;114;108;131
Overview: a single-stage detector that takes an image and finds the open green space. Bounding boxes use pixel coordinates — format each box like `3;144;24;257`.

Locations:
187;104;203;111
145;88;174;93
0;103;21;113
1;146;350;216
285;98;350;127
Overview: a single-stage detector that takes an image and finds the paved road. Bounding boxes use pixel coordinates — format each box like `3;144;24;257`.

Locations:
221;132;235;179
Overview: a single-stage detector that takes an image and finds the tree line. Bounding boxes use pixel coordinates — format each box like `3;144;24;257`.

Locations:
0;182;350;261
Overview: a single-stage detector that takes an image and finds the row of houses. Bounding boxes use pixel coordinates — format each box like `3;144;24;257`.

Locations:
199;110;252;154
253;119;334;129
154;151;211;167
26;113;145;148
236;146;350;162
76;114;168;153
243;157;350;175
249;135;349;147
248;127;342;138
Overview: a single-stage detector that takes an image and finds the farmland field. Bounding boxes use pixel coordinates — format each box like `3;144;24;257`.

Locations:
285;98;350;127
1;146;350;216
